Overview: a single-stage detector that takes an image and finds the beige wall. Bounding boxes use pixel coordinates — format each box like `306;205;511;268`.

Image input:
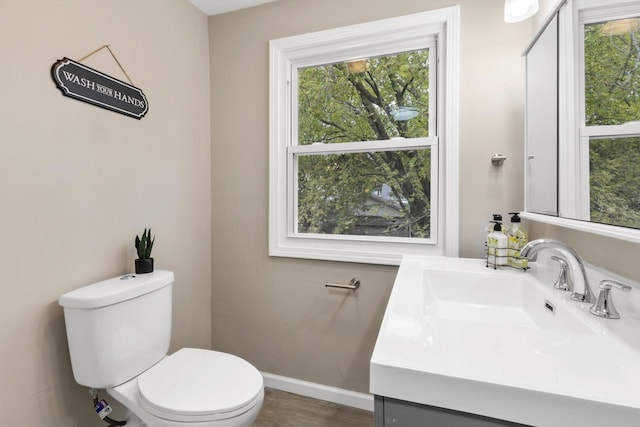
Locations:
0;1;211;425
527;222;640;281
4;1;633;424
209;0;532;393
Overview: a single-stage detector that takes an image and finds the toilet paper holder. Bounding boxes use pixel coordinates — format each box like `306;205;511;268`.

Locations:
325;278;360;290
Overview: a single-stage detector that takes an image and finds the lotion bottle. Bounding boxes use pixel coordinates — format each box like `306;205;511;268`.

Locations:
487;221;507;266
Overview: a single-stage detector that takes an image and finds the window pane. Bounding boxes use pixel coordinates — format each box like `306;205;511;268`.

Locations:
584;18;640;126
590;136;640;229
297;149;432;238
297;49;431;145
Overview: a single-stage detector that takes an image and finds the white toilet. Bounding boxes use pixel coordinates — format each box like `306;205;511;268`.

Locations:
59;270;264;427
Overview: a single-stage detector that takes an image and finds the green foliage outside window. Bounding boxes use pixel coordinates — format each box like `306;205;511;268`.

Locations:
297;50;433;238
584;19;640;229
590;137;640;228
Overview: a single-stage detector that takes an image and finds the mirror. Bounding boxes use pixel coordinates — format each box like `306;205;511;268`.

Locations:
526;14;558;216
525;2;640;232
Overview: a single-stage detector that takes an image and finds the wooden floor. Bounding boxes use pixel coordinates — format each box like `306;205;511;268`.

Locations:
253;388;374;427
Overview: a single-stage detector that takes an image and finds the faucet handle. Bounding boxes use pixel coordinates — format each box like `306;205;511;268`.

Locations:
589;280;632;319
600;280;632;292
550;255;572;291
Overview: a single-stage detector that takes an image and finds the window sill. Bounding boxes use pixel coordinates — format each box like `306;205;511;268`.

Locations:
269;236;447;266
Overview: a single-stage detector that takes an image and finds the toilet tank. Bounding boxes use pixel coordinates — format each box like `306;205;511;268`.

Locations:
59;270;174;388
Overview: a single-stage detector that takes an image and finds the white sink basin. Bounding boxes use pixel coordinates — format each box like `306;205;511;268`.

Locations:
371;256;640;427
423;270;591;333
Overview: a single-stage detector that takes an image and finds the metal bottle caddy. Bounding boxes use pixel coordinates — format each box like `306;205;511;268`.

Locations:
484;243;529;271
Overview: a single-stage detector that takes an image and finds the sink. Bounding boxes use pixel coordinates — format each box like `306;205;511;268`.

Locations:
371;256;640;427
423;270;591;333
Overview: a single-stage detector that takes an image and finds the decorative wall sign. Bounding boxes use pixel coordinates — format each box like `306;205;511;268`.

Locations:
51;57;148;119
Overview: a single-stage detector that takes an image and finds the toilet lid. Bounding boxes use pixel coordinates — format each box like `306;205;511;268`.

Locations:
138;348;263;422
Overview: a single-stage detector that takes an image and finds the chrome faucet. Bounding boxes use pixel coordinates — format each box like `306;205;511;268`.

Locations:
520;239;595;304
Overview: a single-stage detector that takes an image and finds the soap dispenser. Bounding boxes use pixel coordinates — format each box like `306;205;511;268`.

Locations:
487;221;508;267
485;214;505;238
486;214;502;229
507;212;528;269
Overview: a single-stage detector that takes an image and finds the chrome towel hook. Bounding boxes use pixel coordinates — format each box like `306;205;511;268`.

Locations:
491;153;507;166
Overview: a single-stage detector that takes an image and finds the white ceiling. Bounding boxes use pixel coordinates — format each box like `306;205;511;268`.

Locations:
188;0;279;15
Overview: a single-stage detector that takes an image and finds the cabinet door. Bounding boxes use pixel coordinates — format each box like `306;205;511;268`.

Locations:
526;14;559;215
375;396;529;427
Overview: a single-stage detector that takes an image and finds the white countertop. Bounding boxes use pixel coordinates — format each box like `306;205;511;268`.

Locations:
370;256;640;427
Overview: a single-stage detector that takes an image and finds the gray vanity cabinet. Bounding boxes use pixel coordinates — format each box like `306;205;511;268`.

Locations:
374;396;530;427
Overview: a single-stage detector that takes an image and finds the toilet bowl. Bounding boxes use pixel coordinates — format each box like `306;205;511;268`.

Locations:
108;349;264;427
58;271;264;427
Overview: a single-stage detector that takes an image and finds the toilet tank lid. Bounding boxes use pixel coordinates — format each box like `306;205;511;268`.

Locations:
59;270;174;309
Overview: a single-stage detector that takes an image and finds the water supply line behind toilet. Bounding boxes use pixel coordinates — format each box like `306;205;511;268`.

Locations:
90;388;126;426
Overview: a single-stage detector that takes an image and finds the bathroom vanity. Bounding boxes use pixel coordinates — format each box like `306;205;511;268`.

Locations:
370;256;640;427
374;395;528;426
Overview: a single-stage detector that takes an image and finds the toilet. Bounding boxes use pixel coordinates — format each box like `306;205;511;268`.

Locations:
59;270;264;427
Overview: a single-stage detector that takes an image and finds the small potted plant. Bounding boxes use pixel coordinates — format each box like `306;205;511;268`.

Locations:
134;228;155;274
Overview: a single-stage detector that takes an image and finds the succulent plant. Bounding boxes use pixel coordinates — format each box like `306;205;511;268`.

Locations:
135;228;155;260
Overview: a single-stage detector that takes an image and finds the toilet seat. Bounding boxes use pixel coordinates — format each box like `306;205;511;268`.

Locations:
137;348;264;423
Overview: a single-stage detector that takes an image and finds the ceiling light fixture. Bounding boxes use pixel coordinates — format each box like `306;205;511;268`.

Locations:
504;0;539;23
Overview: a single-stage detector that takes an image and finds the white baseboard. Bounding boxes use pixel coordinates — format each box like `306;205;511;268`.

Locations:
260;372;374;412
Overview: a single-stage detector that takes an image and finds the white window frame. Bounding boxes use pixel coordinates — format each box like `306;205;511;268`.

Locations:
268;7;460;265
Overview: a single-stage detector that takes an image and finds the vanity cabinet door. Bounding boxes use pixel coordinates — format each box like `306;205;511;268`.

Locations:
374;396;529;427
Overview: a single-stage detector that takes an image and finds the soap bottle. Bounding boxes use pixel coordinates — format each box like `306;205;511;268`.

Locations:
485;214;502;231
485;214;505;240
487;221;508;267
485;214;500;259
507;212;528;269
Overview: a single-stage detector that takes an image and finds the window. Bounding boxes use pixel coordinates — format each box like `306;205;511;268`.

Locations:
269;8;459;264
296;49;436;240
